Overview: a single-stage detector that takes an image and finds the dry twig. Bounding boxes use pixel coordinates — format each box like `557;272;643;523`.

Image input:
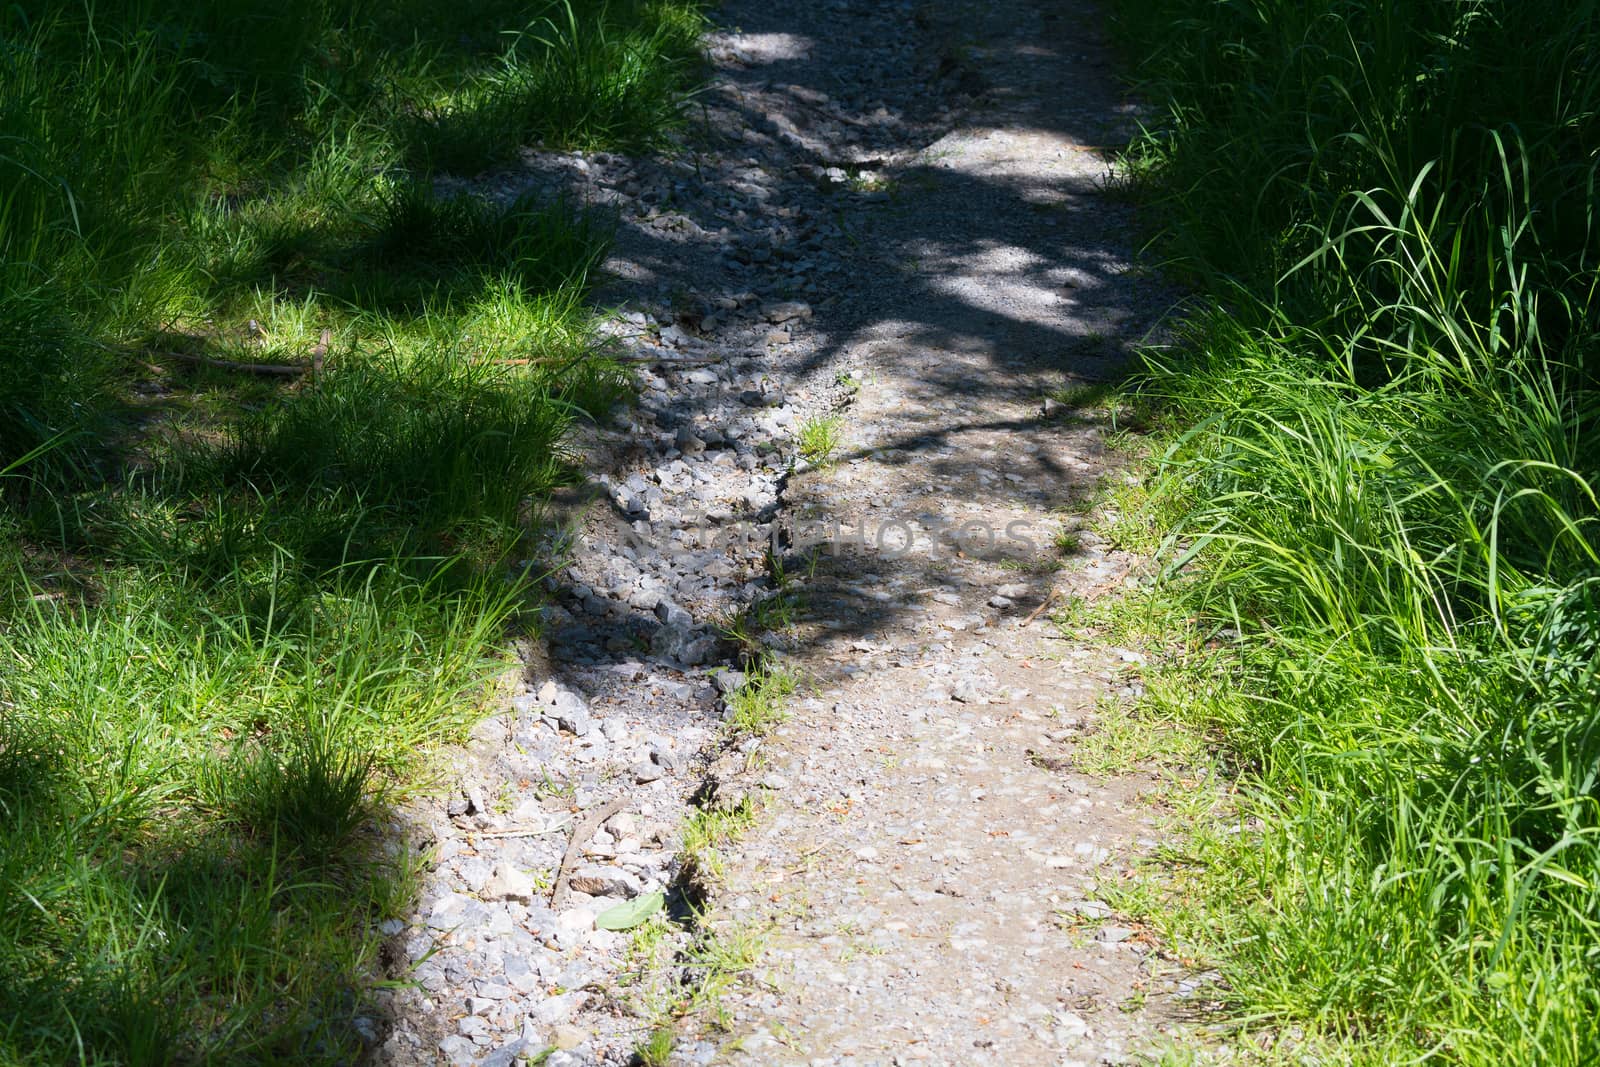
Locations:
549;796;629;909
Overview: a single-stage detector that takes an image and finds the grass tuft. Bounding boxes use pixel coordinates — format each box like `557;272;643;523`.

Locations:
797;413;846;467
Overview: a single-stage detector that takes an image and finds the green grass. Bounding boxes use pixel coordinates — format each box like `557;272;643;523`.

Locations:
634;1025;676;1065
797;413;846;467
406;0;705;170
619;805;766;1055
0;0;702;1061
721;661;799;738
1103;0;1600;1062
680;798;760;889
623;909;766;1050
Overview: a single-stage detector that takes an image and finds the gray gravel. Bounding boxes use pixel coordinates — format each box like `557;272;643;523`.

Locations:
369;0;1196;1063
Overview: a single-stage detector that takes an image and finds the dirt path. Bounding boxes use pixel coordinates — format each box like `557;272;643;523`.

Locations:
373;2;1185;1064
687;3;1186;1063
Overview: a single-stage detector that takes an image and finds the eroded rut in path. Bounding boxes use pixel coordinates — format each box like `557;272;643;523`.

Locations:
373;1;1186;1065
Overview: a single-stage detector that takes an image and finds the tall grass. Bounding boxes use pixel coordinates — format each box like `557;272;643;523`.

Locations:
1108;0;1600;1061
0;0;700;1060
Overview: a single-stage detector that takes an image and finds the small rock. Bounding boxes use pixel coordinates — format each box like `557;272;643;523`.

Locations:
764;300;812;323
655;600;693;629
426;892;486;931
551;691;591;736
567;864;641;898
504;956;542;994
711;669;749;695
535;991;590;1027
482;863;535;904
1096;924;1137;944
1061;899;1113;919
551;1024;589;1050
437;1035;478;1067
480;1039;527;1067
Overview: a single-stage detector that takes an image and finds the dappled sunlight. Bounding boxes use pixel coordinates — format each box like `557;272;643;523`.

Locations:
709;31;816;62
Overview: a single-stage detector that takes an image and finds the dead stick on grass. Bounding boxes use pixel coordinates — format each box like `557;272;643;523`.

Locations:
549;796;628;910
137;328;331;377
492;353;724;367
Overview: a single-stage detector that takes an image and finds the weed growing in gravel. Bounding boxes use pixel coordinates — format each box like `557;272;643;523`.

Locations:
1066;697;1207;778
633;1026;676;1066
797;413;846;466
625;806;766;1050
996;554;1064;576
680;798;760;888
678;920;766;1030
627;910;766;1050
721;661;800;737
1053;528;1083;556
717;590;800;657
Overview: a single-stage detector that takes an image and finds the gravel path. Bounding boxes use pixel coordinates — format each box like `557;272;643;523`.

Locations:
371;2;1188;1064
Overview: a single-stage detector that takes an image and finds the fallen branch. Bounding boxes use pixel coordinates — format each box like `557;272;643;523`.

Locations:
1022;589;1058;627
466;818;572;842
549;795;628;909
491;352;726;367
141;328;330;377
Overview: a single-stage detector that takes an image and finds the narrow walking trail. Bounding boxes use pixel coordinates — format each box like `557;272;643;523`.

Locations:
692;4;1186;1063
374;2;1187;1064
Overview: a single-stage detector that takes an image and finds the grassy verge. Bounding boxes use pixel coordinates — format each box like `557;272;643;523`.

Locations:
1102;1;1600;1062
0;0;701;1061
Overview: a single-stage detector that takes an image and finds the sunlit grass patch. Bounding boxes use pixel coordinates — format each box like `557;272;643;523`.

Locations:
0;0;702;1060
1103;0;1600;1059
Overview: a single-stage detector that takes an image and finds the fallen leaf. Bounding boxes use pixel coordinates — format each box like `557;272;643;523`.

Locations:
595;892;664;931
